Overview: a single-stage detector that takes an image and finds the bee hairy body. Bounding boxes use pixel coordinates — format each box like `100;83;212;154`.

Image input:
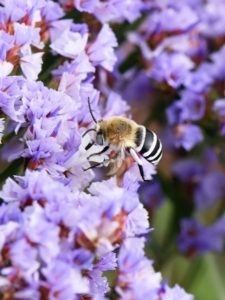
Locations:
97;116;137;149
85;98;162;181
96;116;162;165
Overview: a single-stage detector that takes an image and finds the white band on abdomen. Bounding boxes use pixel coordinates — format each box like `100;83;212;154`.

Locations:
135;126;146;152
143;131;157;157
147;142;162;160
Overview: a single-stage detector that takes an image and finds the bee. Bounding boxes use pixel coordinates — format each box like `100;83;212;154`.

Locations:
83;98;162;181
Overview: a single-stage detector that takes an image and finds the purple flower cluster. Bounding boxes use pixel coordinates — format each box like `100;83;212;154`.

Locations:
0;1;195;299
172;154;225;256
59;0;147;24
0;170;135;297
111;0;225;260
0;0;65;79
0;165;193;299
125;0;225;150
178;216;225;256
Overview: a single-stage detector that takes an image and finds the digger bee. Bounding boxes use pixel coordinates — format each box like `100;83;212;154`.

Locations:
83;98;162;181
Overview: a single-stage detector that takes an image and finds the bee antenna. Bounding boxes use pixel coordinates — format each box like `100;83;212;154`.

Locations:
88;97;98;124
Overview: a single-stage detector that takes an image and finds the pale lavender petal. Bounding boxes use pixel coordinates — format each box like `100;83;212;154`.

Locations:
88;24;118;71
50;29;88;59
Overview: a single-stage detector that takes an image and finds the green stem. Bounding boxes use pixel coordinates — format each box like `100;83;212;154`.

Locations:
0;158;25;189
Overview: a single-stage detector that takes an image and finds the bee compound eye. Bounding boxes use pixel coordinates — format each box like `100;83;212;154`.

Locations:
96;133;104;145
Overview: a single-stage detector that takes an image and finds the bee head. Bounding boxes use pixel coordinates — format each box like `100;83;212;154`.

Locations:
95;121;105;145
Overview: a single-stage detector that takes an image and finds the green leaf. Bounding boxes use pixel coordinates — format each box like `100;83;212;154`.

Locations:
159;254;225;300
0;158;25;189
189;254;225;300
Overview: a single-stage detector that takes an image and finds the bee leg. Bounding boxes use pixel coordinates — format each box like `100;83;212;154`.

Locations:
83;156;111;171
137;164;150;182
87;145;110;159
129;148;143;165
83;162;103;171
128;148;150;181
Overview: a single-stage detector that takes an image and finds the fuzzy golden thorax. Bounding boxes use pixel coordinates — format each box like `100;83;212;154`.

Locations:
96;117;138;148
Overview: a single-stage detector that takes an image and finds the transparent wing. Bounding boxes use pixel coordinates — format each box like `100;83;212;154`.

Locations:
107;150;125;175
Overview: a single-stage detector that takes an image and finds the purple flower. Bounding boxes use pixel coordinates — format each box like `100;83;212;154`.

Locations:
88;24;118;72
0;31;14;58
124;156;157;183
10;287;40;299
88;177;139;214
0;202;22;224
47;19;73;42
50;28;88;59
13;23;43;49
72;0;96;13
184;65;213;93
171;150;221;212
0;2;198;299
126;203;150;237
10;237;39;279
139;181;165;210
0;76;84;176
210;45;225;80
167;90;205;125
0;61;13;77
19;46;44;80
73;0;145;23
0;0;45;24
157;34;208;60
102;91;129;118
0;169;70;207
0;76;28;125
128;22;206;63
178;217;225;256
23;203;60;264
42;260;89;298
0;1;50;79
0;221;19;251
167;102;184;125
88;269;109;297
149;52;194;88
213;99;225;135
172;158;205;182
144;3;199;34
53;53;94;81
174;124;203;150
194;171;225;211
116;238;162;299
0;170;115;298
200;0;225;37
58;176;150;256
69;80;101;125
41;1;64;23
121;71;153;104
159;284;194;300
95;252;117;272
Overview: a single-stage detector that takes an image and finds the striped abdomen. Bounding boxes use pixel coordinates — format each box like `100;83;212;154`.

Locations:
135;126;162;164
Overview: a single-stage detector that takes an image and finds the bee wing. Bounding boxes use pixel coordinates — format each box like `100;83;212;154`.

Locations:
107;159;123;175
107;151;124;175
